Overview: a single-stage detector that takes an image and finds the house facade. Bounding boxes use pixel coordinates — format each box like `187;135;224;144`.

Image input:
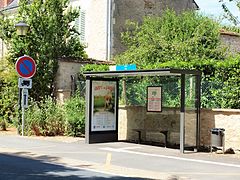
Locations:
0;0;18;59
3;0;239;62
72;0;198;61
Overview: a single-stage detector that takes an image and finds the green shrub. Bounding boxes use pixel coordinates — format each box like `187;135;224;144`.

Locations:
63;92;85;137
24;94;86;137
208;57;240;109
24;101;43;136
0;58;18;129
25;97;64;136
81;64;109;72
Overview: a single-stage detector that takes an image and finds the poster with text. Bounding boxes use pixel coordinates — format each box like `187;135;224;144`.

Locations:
147;86;162;112
91;81;117;131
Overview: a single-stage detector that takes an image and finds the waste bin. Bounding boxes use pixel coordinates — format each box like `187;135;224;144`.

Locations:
210;128;225;152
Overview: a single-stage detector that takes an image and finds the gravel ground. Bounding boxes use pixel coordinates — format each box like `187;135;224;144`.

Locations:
0;128;84;143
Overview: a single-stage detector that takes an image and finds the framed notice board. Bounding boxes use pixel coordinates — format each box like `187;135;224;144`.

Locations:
147;86;162;112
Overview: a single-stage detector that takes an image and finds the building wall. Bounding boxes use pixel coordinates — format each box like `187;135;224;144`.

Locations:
200;109;240;149
75;0;240;60
220;32;240;54
72;0;108;61
85;0;108;60
54;58;113;103
2;1;240;61
54;59;84;103
118;106;240;149
72;0;196;61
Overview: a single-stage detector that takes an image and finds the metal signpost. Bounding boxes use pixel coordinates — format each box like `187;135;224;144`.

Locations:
15;55;36;136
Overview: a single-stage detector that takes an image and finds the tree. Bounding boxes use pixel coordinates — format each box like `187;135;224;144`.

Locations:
114;10;240;109
0;0;87;101
115;10;226;68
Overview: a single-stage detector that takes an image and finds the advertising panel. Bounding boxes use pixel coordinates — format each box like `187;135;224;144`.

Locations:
91;81;117;131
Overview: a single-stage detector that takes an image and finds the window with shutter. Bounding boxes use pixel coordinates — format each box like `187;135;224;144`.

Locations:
75;16;80;32
79;10;86;42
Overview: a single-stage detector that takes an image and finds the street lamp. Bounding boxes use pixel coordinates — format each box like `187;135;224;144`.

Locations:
15;20;29;136
15;20;29;36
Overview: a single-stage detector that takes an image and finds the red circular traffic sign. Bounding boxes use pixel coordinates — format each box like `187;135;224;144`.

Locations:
15;55;36;78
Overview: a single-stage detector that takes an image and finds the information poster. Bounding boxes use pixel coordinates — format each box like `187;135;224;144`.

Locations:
91;81;117;131
147;86;162;112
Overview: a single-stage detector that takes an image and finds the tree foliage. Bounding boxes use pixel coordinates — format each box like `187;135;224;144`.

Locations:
115;10;226;68
0;58;18;128
0;0;87;101
113;10;240;109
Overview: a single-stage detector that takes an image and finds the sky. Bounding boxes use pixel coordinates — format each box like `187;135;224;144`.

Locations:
195;0;240;25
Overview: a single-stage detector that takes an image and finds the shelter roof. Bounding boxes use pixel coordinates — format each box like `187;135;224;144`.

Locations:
83;68;201;78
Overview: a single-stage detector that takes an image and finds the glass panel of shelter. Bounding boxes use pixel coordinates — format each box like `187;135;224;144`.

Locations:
184;75;198;150
119;75;183;148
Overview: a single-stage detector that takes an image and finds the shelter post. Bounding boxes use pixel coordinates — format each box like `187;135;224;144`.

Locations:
180;74;185;153
85;78;91;144
196;74;201;150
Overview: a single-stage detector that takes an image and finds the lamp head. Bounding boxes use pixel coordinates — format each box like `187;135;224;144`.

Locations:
15;21;29;36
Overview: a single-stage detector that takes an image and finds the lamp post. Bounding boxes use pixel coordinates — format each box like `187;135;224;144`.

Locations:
15;20;29;136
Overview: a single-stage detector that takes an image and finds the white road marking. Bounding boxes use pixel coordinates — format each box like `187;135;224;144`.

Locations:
118;146;142;150
100;147;240;168
105;153;112;167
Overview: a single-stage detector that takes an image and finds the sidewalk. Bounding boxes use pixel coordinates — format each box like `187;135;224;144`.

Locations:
1;127;240;161
1;129;240;179
0;128;240;160
0;127;83;142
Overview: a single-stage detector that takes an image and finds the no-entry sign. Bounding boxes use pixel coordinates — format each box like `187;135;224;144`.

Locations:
15;55;36;78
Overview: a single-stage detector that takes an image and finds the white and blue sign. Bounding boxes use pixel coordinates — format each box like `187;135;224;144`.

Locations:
109;64;137;71
18;78;32;89
15;55;36;78
22;88;29;108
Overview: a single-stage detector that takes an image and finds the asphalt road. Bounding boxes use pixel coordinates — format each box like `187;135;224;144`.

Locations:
0;135;240;180
0;153;146;180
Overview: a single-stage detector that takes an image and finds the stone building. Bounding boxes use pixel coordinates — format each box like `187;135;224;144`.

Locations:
220;29;240;54
74;0;199;61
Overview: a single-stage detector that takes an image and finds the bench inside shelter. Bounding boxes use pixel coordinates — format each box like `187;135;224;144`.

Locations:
119;106;197;149
132;129;168;147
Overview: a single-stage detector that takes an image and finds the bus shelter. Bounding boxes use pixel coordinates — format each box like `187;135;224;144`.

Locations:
83;68;201;153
